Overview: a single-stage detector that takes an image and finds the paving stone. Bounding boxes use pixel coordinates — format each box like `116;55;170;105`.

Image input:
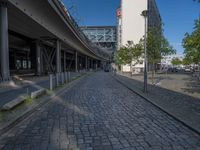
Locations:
0;72;199;149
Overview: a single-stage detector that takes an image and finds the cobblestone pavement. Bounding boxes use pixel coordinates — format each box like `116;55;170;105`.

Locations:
115;73;200;133
0;72;81;107
0;72;199;150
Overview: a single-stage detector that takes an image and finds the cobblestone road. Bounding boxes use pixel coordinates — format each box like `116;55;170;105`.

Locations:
0;72;199;150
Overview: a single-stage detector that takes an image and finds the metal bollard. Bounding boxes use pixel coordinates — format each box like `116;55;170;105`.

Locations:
49;74;53;90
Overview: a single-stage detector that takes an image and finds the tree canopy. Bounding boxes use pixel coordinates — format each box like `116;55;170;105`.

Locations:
114;41;143;66
171;57;182;66
147;27;176;66
182;19;200;64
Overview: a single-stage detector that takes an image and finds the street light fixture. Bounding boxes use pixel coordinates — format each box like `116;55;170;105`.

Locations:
141;10;148;93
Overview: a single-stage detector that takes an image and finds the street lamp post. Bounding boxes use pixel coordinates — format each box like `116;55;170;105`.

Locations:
141;10;148;93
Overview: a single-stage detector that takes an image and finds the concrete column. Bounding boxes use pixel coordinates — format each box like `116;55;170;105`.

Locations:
85;56;88;70
95;60;98;70
75;51;78;72
0;1;10;81
36;42;41;76
56;40;61;73
64;51;66;72
92;59;94;69
89;58;91;69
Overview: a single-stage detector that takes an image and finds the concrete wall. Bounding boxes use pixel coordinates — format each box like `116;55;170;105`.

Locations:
121;0;147;46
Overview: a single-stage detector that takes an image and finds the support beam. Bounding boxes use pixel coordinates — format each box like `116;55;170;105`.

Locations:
0;1;10;81
75;51;78;72
56;40;61;73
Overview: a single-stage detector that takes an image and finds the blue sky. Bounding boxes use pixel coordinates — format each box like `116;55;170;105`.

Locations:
63;0;200;55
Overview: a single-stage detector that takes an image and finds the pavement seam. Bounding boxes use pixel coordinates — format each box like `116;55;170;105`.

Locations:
112;74;200;136
0;73;93;137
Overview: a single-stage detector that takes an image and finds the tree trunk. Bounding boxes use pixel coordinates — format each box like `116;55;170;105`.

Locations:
130;63;132;76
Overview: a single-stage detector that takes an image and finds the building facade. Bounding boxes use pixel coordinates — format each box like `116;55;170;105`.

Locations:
161;55;184;68
117;0;161;73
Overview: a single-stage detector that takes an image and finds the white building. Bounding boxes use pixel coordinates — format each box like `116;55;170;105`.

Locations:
117;0;161;73
161;55;184;68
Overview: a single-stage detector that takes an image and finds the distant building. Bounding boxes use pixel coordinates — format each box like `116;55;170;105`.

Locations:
81;26;117;55
161;55;184;68
117;0;161;73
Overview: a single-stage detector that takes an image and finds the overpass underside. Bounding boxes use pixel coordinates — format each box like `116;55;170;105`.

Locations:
0;0;106;82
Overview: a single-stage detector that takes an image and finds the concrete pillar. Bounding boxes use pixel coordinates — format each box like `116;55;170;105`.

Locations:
91;59;94;69
64;51;66;72
85;56;88;70
0;1;10;81
95;60;98;70
75;51;78;72
36;42;41;76
56;40;61;73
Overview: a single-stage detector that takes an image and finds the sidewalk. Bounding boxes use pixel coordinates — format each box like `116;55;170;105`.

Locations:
114;73;200;134
0;71;92;136
0;72;81;107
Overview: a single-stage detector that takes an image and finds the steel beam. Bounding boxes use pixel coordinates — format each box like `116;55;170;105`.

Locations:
0;1;10;81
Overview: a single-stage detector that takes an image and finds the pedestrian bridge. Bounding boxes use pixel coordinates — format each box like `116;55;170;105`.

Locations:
0;0;110;82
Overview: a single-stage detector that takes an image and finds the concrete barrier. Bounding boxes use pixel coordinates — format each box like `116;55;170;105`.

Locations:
1;95;27;111
30;89;46;99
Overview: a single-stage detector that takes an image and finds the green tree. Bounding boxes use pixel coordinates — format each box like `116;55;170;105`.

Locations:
182;57;192;65
183;19;200;78
171;57;182;66
182;19;200;65
114;41;143;71
147;27;176;84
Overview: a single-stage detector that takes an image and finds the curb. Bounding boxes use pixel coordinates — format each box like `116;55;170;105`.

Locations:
113;74;200;136
0;73;92;136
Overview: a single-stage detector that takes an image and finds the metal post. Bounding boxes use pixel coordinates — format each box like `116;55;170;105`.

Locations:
0;1;10;81
141;10;148;93
49;74;53;90
56;40;61;73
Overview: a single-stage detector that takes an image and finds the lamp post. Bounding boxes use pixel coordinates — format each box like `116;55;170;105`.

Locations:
141;10;148;93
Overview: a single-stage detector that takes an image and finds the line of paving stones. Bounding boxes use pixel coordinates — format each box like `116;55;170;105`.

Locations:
0;72;199;150
114;73;200;134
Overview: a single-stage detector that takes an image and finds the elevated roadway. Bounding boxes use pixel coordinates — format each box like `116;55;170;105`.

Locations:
0;0;109;81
